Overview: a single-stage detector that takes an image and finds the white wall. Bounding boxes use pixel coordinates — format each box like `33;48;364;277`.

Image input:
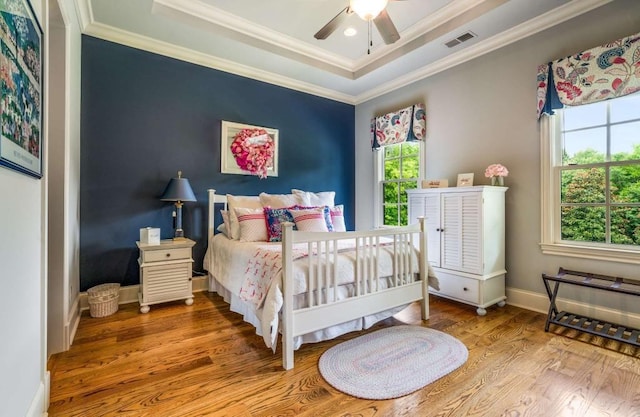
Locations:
356;0;640;319
0;172;46;417
0;2;48;415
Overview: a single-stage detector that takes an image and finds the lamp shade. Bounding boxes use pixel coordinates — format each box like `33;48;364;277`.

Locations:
160;171;196;202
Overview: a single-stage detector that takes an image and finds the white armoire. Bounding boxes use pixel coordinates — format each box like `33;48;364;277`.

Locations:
407;186;507;315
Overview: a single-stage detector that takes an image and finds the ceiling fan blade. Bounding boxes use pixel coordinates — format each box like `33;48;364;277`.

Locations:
314;6;351;40
373;9;400;44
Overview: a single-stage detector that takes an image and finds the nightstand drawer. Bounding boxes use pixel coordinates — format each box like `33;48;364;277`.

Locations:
142;247;191;263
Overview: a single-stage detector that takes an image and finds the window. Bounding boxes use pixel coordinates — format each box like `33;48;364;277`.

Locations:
378;142;420;226
540;93;640;262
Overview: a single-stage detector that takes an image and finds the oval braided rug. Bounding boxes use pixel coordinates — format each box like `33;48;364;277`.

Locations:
318;325;468;400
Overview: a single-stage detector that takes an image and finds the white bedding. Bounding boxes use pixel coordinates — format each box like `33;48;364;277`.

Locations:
204;232;435;350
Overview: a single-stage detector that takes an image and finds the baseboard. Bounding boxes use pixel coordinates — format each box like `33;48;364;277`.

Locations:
76;279;640;330
506;287;640;329
25;372;48;417
68;295;81;346
79;276;209;310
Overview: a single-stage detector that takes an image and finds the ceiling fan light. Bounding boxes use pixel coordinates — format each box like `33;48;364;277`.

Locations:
343;27;357;37
350;0;388;21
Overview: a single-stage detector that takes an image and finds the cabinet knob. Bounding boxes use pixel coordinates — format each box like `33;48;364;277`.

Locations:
463;287;468;291
166;253;171;257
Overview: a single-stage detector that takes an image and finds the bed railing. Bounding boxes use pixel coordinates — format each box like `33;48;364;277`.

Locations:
281;218;428;369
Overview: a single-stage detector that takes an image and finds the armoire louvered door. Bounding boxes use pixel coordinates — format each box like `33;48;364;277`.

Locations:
441;192;482;274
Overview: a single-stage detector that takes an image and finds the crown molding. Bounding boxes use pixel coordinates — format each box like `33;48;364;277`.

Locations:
153;0;490;78
353;0;488;70
152;0;355;77
355;0;614;103
76;0;613;105
82;21;357;104
73;0;93;32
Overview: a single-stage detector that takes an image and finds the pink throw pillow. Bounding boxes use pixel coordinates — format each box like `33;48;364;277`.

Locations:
290;207;330;232
234;207;267;242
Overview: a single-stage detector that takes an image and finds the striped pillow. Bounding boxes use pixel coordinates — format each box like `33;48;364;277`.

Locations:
227;195;262;240
330;205;346;232
234;207;267;242
290;207;330;232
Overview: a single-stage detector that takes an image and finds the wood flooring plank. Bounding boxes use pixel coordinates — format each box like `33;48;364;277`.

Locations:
47;292;640;417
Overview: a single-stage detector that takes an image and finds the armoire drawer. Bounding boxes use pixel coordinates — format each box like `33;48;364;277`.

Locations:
432;272;480;304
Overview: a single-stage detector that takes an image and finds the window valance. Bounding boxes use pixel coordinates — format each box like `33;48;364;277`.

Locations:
537;31;640;119
371;103;426;149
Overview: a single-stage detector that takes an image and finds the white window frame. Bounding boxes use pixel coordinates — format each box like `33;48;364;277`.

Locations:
374;142;425;228
539;107;640;265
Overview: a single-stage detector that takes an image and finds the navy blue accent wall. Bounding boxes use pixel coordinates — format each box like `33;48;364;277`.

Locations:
80;36;355;291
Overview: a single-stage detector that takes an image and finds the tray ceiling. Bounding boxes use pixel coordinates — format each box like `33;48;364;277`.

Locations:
77;0;612;103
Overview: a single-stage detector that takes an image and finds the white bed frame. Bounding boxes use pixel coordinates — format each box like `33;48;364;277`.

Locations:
207;189;429;369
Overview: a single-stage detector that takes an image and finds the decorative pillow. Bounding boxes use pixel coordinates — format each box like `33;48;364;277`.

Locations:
330;205;346;232
264;207;297;242
234;207;267;242
227;195;262;240
216;223;230;238
292;205;333;231
290;207;330;232
259;192;304;209
291;189;335;207
221;210;230;232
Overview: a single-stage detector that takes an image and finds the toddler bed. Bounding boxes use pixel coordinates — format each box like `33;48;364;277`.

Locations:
203;189;435;369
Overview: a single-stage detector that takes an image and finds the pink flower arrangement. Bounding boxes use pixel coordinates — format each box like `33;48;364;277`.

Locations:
230;128;275;179
485;163;509;178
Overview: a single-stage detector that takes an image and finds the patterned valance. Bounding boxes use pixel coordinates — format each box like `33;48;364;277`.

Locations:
537;31;640;119
371;103;426;149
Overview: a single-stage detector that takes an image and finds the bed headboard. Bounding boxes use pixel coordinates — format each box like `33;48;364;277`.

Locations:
207;189;228;241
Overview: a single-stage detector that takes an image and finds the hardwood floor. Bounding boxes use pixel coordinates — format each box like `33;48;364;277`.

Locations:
47;292;640;417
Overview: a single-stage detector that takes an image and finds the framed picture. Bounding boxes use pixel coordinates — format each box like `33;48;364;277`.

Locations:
0;0;43;178
221;120;278;178
457;173;474;187
422;179;449;188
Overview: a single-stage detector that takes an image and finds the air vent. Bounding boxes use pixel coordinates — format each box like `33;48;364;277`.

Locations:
445;31;477;48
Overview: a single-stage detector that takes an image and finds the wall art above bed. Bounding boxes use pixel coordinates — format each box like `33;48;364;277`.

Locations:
221;120;279;179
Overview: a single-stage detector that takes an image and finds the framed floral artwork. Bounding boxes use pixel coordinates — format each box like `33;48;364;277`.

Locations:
0;0;43;178
221;121;278;179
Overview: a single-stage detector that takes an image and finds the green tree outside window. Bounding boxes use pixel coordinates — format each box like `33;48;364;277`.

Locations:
382;142;419;226
559;98;640;246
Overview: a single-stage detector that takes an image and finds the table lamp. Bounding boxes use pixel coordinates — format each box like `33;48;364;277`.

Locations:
161;170;196;240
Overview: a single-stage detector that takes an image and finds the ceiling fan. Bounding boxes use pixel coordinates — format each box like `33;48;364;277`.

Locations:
314;0;403;45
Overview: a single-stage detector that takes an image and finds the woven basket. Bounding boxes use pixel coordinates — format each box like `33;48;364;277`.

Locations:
87;283;120;318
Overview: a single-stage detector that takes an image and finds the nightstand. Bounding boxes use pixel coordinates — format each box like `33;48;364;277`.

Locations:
137;238;195;313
